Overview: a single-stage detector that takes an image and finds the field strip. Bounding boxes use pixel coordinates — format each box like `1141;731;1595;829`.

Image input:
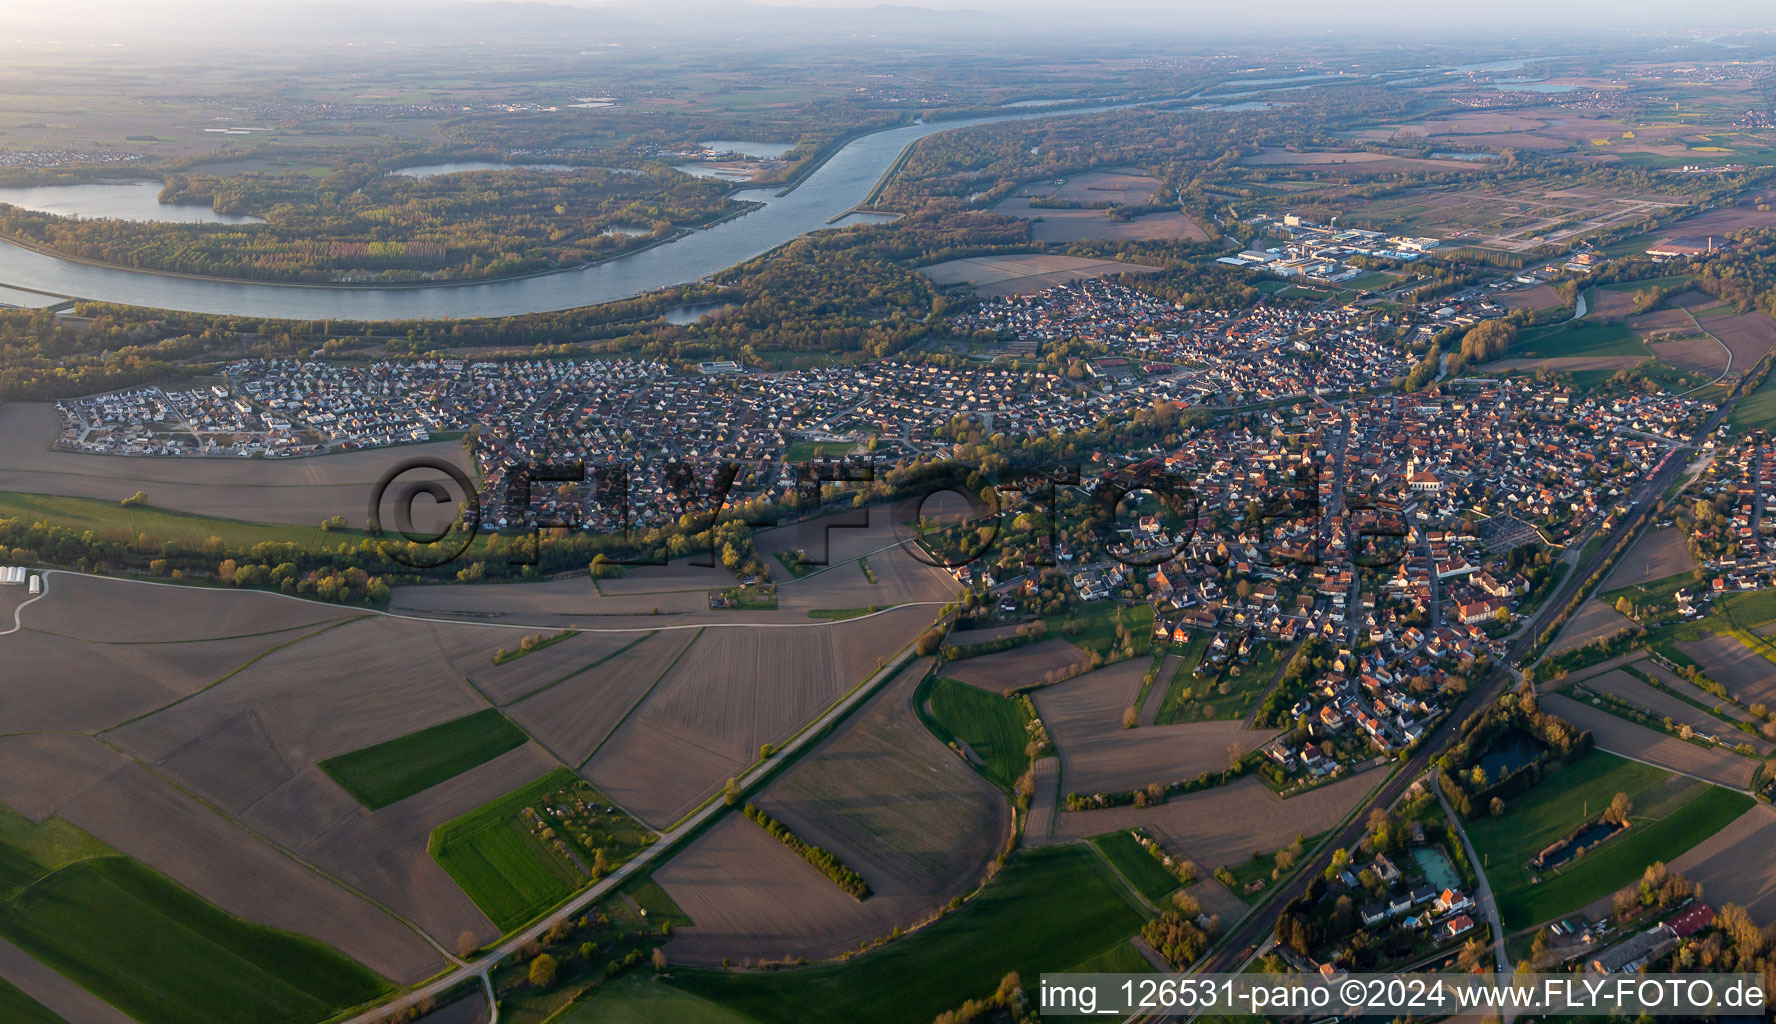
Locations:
499;631;657;706
23;569;944;634
328;628;935;1024
576;629;702;770
91;733;463;966
97;616;366;733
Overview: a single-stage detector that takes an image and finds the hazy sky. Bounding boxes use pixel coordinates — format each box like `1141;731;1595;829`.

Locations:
14;0;1776;38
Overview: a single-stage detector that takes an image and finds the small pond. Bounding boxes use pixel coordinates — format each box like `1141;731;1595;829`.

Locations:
1412;846;1461;892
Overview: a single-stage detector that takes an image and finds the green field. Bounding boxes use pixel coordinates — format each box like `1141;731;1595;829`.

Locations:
1466;752;1749;928
1729;369;1776;432
921;676;1032;791
321;709;529;810
429;769;590;931
0;804;113;898
1509;320;1649;360
621;877;693;928
562;974;760;1024
1045;602;1154;660
0;857;388;1024
668;846;1146;1024
0;978;66;1024
0;490;371;550
1090;831;1181;902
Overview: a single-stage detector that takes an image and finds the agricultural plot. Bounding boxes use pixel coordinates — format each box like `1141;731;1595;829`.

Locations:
0;402;472;528
1;937;133;1024
920;675;1033;792
943;637;1092;692
1050;772;1376;872
588;608;933;827
1706;311;1776;370
562;974;758;1024
1573;671;1772;755
919;254;1158;297
429;768;645;933
1675;633;1776;708
1032;661;1276;797
666;846;1145;1024
0;856;390;1024
1603;528;1696;589
660;657;1006;964
1466;750;1749;928
1549;599;1637;654
1664;803;1776;921
54;761;442;985
304;744;559;950
1499;284;1566;312
1507;320;1649;361
1239;148;1482;173
321;709;529;809
428;625;654;705
505;629;693;767
1090;831;1181;902
1731;368;1776;432
1541;695;1757;789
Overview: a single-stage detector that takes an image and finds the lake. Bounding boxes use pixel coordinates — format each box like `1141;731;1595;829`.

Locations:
1475;728;1546;778
0;181;264;225
0;101;1147;320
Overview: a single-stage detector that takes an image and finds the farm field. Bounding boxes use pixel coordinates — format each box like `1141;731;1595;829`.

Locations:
1499;284;1566;312
0;855;390;1024
1032;661;1276;797
1571;671;1771;755
586;607;933;827
660;656;1006;965
943;637;1092;691
1050;772;1376;872
506;629;694;767
666;845;1145;1024
1674;633;1776;707
1602;528;1696;589
320;709;529;809
430;768;649;934
0;977;65;1024
1466;750;1750;928
918;254;1158;297
1540;695;1757;789
1664;803;1776;921
1508;319;1649;361
1090;830;1181;902
562;973;759;1024
1731;368;1776;432
0;403;473;528
919;675;1033;792
1549;599;1637;654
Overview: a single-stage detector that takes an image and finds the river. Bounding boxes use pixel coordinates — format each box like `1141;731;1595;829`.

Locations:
0;104;1145;321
